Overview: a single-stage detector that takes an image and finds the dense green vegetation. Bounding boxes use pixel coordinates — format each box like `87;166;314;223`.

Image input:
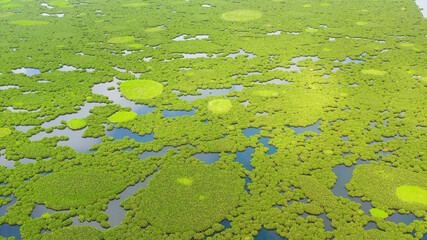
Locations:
221;10;262;22
41;226;103;240
108;111;137;123
122;2;148;7
396;186;427;205
0;128;11;138
0;0;425;239
361;69;387;76
119;80;163;101
369;208;389;218
10;20;49;25
207;99;232;114
108;36;135;44
66;118;87;130
131;164;245;232
30;168;127;209
347;164;427;216
48;0;73;8
145;27;166;33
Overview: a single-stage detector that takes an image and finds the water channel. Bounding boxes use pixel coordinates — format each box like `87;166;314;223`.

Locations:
1;69;424;240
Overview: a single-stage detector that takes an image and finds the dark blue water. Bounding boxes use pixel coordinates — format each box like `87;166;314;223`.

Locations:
235;147;255;171
270;65;305;73
105;173;156;227
174;85;244;102
375;150;393;156
0;224;21;239
133;105;155;116
331;161;423;225
255;227;285;240
364;221;378;230
331;161;375;214
25;171;53;181
210;220;289;240
161;109;196;118
91;77;155;115
318;213;334;231
299;212;334;232
290;56;320;63
244;176;252;194
242;128;261;138
0;154;16;169
29;105;155;155
11;67;41;76
305;136;313;141
220;219;231;229
56;65;89;72
368;134;405;147
0;197;17;218
231;72;262;78
70;215;103;229
106;128;154;143
335;57;365;64
386;133;406;141
387;212;424;225
40;229;51;234
0;85;20;90
368;140;382;146
254;78;292;85
31;204;68;218
259;137;277;155
208;219;231;238
30;127;102;154
288;120;322;135
139;146;177;160
29;174;157;230
192;153;220;164
226;49;256;59
121;147;134;152
287;198;309;205
41;102;106;128
273;205;284;210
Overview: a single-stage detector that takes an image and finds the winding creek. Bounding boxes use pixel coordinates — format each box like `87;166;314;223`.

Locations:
2;91;416;238
0;66;424;239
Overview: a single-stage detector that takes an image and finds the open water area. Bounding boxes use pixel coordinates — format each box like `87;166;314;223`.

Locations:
0;0;426;239
1;75;424;239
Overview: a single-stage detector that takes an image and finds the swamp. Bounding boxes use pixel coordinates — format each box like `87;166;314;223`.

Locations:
0;0;426;239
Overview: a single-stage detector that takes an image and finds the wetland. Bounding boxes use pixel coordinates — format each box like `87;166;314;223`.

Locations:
0;0;426;239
